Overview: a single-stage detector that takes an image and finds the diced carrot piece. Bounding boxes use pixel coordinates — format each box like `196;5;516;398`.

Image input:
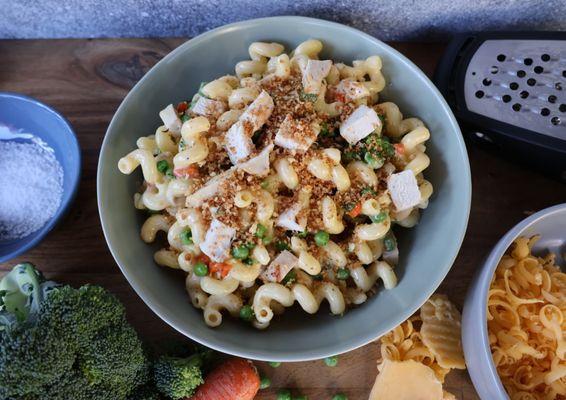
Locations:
196;254;210;265
348;202;362;218
188;359;260;400
335;92;346;103
209;262;232;278
177;101;189;113
208;262;221;277
174;164;200;178
394;143;405;155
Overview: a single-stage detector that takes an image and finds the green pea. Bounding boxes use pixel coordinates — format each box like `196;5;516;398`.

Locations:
260;180;269;189
277;389;292;400
384;234;396;252
181;114;190;122
232;245;250;260
239;305;254;322
193;262;208;277
314;230;329;247
370;211;387;223
324;355;339;367
336;268;350;280
269;361;281;368
156;159;169;174
259;376;271;389
180;228;193;245
332;394;347;400
255;224;267;238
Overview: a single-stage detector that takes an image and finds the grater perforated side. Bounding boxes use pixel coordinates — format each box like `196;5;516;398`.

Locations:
464;40;565;140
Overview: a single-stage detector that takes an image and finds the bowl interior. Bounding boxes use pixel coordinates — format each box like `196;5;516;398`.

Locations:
0;93;81;261
98;16;471;361
463;204;566;398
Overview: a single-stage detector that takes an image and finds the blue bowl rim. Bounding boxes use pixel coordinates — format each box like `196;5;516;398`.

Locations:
463;203;566;398
0;91;81;263
97;15;472;361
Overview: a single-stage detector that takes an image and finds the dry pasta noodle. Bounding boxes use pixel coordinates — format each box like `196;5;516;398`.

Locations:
378;310;450;383
488;236;566;400
375;294;464;399
117;39;434;329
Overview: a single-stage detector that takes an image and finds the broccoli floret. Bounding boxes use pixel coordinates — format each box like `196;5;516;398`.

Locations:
127;384;161;400
0;320;77;398
154;355;204;399
79;321;149;397
0;263;149;400
41;284;126;341
41;371;128;400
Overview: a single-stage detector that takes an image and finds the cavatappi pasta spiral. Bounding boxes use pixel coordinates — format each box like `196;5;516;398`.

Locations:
118;39;434;329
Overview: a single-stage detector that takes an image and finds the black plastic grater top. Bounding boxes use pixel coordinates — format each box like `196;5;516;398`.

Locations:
434;32;566;182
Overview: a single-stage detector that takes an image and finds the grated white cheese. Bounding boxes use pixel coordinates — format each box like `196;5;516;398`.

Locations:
0;137;64;241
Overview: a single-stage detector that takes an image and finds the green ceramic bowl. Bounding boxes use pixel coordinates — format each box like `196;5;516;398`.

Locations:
98;16;471;361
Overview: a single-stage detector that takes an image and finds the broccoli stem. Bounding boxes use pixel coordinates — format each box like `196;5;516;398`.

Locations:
0;263;44;326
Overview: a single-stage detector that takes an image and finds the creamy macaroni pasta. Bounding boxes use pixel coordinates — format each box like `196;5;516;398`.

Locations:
118;40;434;329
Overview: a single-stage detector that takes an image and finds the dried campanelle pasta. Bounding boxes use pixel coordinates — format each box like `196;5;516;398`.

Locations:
118;39;434;329
375;294;465;399
488;236;566;399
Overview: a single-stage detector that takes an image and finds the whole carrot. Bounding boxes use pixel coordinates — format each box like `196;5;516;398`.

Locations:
188;358;260;400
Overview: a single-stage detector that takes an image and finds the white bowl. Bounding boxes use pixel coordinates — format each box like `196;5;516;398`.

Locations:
462;203;566;399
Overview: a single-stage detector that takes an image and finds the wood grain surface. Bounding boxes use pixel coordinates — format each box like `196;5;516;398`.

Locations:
1;38;565;400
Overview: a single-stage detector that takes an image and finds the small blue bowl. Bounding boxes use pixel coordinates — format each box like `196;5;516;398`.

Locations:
0;92;81;263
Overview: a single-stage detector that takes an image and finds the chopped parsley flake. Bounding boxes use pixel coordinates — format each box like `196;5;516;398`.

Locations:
299;91;318;102
361;187;377;196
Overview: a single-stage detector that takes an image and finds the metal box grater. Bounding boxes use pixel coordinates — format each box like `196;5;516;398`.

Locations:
434;32;566;182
